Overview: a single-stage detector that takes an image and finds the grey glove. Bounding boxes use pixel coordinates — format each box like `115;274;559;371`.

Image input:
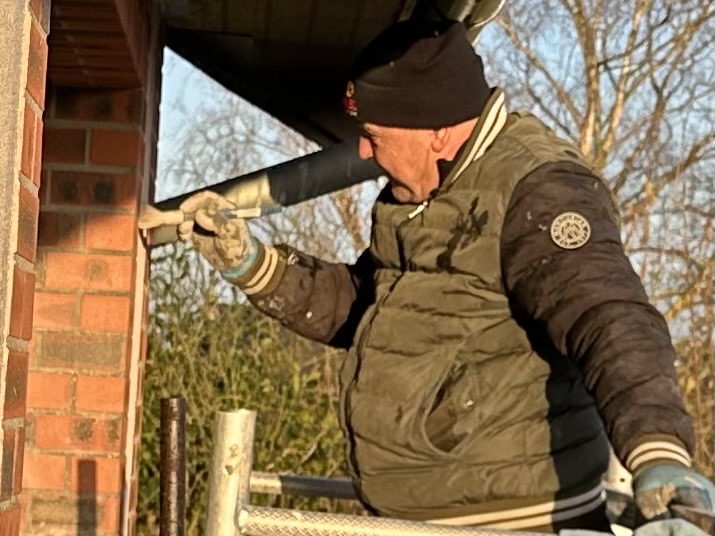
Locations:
560;519;708;536
178;191;261;277
633;464;715;521
633;519;709;536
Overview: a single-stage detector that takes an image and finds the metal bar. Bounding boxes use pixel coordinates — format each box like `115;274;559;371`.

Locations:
205;409;257;536
237;506;550;536
160;397;186;536
249;472;357;500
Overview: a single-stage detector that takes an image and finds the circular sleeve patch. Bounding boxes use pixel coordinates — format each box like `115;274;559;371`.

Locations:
550;212;591;249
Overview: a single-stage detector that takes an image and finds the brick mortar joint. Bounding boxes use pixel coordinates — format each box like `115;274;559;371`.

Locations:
23;448;125;458
0;496;19;512
14;253;35;273
28;8;48;40
31;408;127;418
33;407;128;417
34;290;132;298
43;248;136;258
41;245;138;257
28;365;127;376
41;163;138;174
41;205;137;216
45;119;142;132
24;490;126;499
2;418;26;430
24;89;43;117
27;370;126;380
24;449;122;461
18;171;39;196
5;337;29;352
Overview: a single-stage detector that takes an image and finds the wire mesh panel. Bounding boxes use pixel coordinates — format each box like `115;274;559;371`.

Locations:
237;506;550;536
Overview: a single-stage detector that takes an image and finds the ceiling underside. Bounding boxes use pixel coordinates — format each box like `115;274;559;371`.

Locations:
163;0;416;145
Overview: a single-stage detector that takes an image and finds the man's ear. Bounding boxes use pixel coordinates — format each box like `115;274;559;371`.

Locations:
431;128;449;153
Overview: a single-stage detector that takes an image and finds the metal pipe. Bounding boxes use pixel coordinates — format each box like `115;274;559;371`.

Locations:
409;0;475;24
148;138;383;246
155;137;382;210
249;472;357;500
205;409;257;536
408;0;505;43
160;397;186;536
445;0;477;21
237;506;550;536
464;0;507;36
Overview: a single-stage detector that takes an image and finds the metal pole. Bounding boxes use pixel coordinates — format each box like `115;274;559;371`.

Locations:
148;139;384;246
237;506;551;536
160;397;186;536
205;409;257;536
249;472;357;500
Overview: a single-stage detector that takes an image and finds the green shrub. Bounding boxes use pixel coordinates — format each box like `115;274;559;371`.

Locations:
136;246;355;535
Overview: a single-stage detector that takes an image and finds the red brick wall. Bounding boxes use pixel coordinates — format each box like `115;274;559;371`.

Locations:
17;0;165;528
22;83;157;534
21;88;138;535
0;0;48;533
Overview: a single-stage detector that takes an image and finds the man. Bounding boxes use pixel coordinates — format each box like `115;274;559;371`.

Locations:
172;21;714;533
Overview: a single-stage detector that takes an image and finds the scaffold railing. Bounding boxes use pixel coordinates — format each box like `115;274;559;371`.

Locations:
200;408;553;536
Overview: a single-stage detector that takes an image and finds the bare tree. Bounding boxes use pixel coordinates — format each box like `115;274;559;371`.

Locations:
480;0;715;474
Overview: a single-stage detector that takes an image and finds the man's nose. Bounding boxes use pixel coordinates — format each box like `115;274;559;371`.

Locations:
358;136;373;160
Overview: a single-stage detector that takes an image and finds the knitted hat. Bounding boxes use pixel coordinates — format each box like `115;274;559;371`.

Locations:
344;20;490;128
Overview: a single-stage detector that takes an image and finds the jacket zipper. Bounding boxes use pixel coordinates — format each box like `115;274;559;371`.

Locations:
407;200;429;219
344;201;428;486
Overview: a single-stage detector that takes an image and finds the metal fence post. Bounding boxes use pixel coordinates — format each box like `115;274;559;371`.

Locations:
160;397;186;536
205;409;257;536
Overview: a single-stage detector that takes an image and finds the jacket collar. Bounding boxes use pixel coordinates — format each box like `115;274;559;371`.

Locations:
442;88;508;186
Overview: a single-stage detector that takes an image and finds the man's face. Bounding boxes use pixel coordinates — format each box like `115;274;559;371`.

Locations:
358;123;441;203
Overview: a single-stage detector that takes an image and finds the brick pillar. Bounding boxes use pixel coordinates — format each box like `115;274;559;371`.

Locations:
0;1;49;533
22;8;163;527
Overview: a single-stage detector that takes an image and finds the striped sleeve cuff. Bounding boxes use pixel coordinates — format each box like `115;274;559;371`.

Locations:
624;435;692;475
223;243;286;297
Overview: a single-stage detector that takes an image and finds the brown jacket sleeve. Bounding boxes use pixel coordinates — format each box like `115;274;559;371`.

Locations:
500;161;695;474
239;245;373;349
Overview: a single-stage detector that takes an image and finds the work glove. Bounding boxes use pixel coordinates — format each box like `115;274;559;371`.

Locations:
632;519;709;536
178;191;261;279
560;519;708;536
633;464;715;527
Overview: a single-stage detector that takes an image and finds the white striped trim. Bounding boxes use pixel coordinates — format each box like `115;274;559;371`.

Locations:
490;492;605;530
243;246;280;296
427;484;603;528
452;90;508;181
625;441;691;472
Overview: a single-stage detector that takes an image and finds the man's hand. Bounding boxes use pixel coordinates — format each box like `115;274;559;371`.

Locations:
634;464;715;523
560;519;709;535
178;191;260;277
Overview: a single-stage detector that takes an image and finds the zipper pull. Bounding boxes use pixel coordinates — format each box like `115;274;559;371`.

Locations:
407;200;429;220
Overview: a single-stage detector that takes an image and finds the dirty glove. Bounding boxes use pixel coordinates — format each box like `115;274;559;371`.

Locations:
560;519;708;536
633;464;715;523
178;191;261;278
633;519;709;536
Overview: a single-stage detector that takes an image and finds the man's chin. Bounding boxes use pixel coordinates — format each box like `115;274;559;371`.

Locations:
391;185;416;204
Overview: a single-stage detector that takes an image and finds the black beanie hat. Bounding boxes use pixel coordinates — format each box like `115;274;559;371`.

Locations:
344;20;490;128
